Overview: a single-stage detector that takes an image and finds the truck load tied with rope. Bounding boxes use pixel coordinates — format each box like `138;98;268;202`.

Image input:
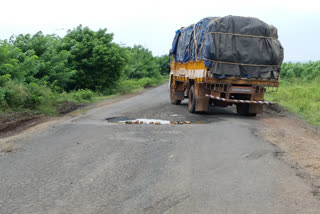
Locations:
169;15;284;115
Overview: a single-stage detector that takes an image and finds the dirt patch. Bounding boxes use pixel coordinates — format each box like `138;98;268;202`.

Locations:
0;112;44;138
259;104;320;188
0;101;84;139
0;140;20;154
57;101;84;115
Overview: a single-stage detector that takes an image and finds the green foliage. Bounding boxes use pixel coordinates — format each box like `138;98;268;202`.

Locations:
62;25;128;91
69;89;95;102
0;80;55;112
4;81;29;108
116;76;168;94
281;61;320;81
0;25;167;114
125;45;161;79
3;32;75;90
156;55;170;75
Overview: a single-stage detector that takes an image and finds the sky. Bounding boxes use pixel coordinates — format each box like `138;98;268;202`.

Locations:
1;0;320;62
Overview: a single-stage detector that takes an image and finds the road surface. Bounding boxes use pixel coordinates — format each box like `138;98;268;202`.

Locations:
0;84;319;214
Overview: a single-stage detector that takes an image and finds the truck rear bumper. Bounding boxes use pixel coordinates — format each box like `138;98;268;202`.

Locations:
205;94;274;105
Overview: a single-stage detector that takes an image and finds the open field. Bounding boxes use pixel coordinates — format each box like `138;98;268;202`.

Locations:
266;79;320;127
266;61;320;127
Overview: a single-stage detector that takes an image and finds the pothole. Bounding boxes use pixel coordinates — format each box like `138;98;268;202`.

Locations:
105;116;208;125
122;119;171;125
105;116;134;122
106;117;200;125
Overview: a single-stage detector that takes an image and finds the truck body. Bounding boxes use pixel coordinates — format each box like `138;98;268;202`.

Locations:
169;16;283;115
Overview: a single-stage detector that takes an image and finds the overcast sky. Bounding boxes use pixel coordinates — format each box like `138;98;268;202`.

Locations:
1;0;319;62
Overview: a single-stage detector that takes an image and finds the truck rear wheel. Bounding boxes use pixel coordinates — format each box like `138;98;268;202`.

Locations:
170;80;181;105
188;85;196;113
236;104;256;117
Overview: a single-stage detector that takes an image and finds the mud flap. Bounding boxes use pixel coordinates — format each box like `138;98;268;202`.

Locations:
249;104;263;114
175;91;185;100
195;96;209;112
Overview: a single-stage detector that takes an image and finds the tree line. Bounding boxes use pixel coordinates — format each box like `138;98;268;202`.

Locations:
280;61;320;81
0;25;169;113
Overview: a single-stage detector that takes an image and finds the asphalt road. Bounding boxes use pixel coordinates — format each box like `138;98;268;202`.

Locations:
1;84;319;214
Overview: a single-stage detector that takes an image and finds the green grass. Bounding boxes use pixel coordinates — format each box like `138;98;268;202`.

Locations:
116;76;168;94
265;79;320;127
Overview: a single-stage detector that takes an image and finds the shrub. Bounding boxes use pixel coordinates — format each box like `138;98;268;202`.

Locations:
116;80;142;94
26;83;56;111
69;89;95;102
4;81;29;108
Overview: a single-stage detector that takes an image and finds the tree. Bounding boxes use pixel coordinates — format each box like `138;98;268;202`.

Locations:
10;32;74;90
62;25;128;91
156;55;170;75
125;45;160;79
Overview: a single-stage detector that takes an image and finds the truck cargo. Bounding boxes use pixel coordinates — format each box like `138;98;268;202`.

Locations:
169;15;284;115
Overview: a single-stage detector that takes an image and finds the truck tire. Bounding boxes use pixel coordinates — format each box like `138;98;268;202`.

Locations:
188;85;196;113
170;80;181;105
236;104;256;117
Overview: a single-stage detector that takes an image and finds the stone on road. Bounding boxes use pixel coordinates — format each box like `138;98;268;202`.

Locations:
0;84;319;214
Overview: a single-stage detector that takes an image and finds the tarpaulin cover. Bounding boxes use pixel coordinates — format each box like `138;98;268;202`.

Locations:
171;16;284;80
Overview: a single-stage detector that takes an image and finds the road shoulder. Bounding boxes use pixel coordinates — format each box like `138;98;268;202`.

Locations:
258;104;320;198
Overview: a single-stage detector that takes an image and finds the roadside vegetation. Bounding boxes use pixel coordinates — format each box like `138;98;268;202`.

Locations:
266;61;320;127
0;26;169;114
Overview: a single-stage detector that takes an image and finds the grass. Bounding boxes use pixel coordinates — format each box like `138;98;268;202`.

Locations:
265;79;320;127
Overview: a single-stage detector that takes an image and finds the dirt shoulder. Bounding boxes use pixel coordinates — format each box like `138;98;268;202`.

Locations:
0;112;46;139
258;104;320;194
0;100;83;139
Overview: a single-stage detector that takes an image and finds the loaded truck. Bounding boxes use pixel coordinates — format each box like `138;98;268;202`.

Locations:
169;16;283;115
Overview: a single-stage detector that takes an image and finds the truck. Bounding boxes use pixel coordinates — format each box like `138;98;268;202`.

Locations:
169;16;283;116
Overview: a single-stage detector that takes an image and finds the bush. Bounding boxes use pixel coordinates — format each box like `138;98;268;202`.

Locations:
4;81;29;108
0;87;9;109
25;83;56;113
69;89;95;102
115;76;168;95
116;80;142;94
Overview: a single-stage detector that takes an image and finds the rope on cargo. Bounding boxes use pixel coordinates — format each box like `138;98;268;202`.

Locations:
208;32;276;40
198;17;222;58
202;58;281;67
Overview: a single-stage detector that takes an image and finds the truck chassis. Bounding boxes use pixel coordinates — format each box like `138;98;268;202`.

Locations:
169;60;278;116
